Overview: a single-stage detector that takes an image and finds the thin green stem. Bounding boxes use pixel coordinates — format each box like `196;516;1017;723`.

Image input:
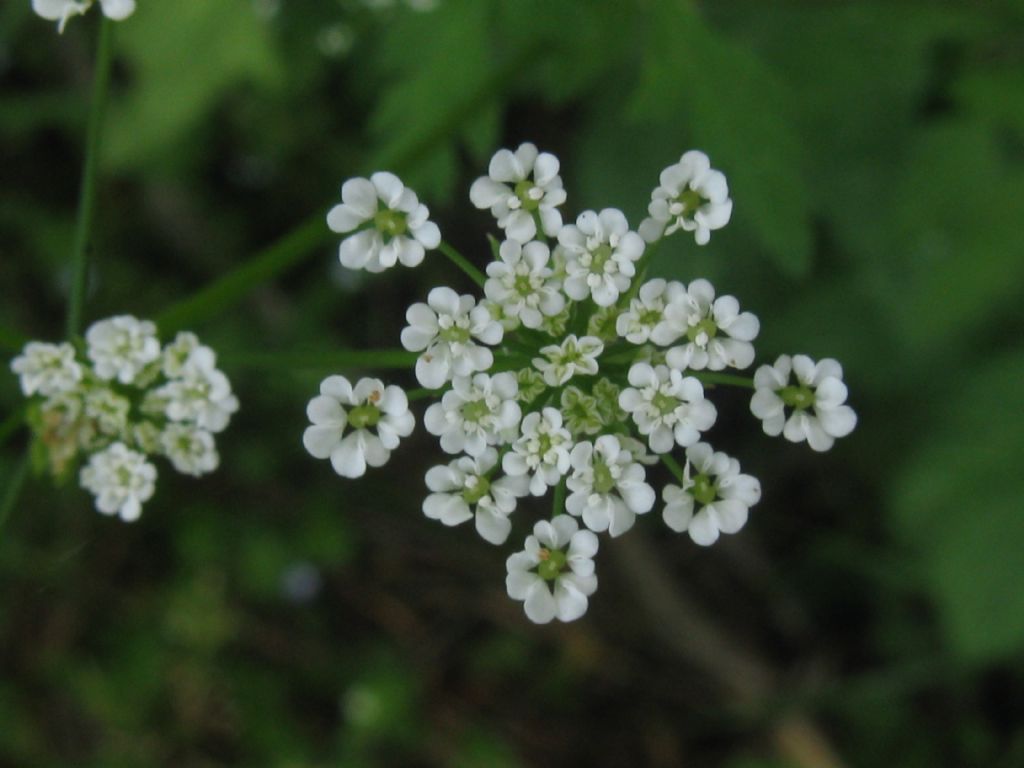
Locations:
0;456;29;532
438;241;486;288
0;407;27;450
405;388;434;402
661;453;686;484
219;348;419;371
66;16;115;338
691;371;755;390
552;478;566;518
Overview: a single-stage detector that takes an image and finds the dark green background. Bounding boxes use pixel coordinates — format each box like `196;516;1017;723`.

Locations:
2;1;1023;766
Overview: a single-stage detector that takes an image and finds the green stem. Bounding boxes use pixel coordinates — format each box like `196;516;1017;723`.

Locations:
660;453;686;484
438;241;486;288
691;371;755;390
0;456;29;532
66;16;115;339
552;477;566;517
0;407;26;450
219;348;419;371
405;388;434;402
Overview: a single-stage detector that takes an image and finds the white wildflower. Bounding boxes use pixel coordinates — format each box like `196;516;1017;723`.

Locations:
661;279;759;371
327;172;441;273
79;442;156;522
533;334;603;387
505;516;598;624
484;239;565;329
423;372;521;456
502;407;573;496
160;423;219;477
662;442;761;545
401;287;503;389
618;363;717;453
161;332;202;378
423;449;530;545
639;150;732;245
85;315;161;386
560;387;602;436
616;279;688;346
558;208;644;307
566;435;655;537
750;354;857;452
303;375;414;478
469;143;567;242
83;386;130;438
10;341;82;397
158;347;238;433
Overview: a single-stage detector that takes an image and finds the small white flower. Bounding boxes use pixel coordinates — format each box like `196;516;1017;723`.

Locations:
33;0;135;32
327;172;441;273
157;347;239;433
566;435;655;537
505;516;598;624
618;363;717;453
79;442;156;522
303;375;415;478
85;315;161;386
750;354;857;452
161;332;202;378
161;423;219;477
10;341;82;397
401;287;503;389
502;407;573;496
616;279;688;346
484;240;565;329
469;143;567;242
560;387;602;436
423;449;530;545
661;279;759;371
639;150;732;245
423;372;521;456
83;386;130;438
662;442;761;545
533;334;603;387
558;208;644;307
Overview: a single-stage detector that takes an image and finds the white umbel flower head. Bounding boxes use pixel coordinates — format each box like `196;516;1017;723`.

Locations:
484;239;565;329
502;407;574;496
662;442;761;545
616;279;688;346
79;442;156;522
566;435;655;537
750;354;857;452
532;334;604;387
10;341;82;397
557;208;645;307
303;375;415;478
33;0;135;32
85;315;161;385
160;423;219;477
506;516;598;624
423;449;530;545
618;363;717;453
423;372;521;456
157;347;239;433
327;172;441;273
639;150;732;245
661;279;760;371
469;143;567;242
401;287;503;389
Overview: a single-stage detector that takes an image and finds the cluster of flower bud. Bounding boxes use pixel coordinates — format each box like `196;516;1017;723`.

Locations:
307;144;857;624
10;316;238;521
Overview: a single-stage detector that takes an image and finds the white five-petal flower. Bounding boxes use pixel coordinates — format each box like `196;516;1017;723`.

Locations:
505;516;598;624
750;354;857;452
423;449;530;545
79;442;156;522
566;435;655;537
484;239;565;329
156;346;239;433
303;375;415;478
639;150;732;245
502;407;574;496
532;334;604;387
660;279;760;371
85;315;161;385
401;287;503;389
423;372;521;456
557;208;644;307
615;278;688;346
10;341;82;397
160;423;219;477
618;363;717;454
662;442;761;545
328;172;441;273
469;143;567;242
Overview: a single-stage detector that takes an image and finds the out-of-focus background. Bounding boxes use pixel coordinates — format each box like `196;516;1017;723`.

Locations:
2;1;1024;766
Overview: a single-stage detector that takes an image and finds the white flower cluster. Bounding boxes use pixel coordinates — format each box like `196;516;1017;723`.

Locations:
308;144;857;624
32;0;135;33
10;316;238;521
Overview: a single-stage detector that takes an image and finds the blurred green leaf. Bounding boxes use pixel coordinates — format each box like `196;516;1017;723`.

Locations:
894;352;1024;660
